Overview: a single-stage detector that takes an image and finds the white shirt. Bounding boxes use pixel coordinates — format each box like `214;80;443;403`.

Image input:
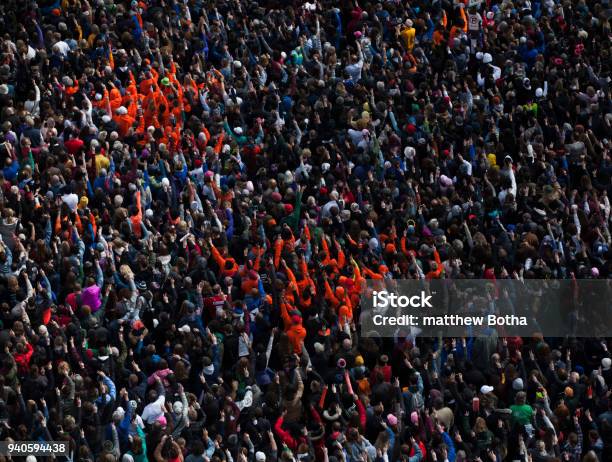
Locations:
61;193;79;212
141;395;166;424
26;45;37;60
321;200;339;219
468;13;482;31
490;65;502;81
54;41;70;57
345;58;364;81
347;128;366;146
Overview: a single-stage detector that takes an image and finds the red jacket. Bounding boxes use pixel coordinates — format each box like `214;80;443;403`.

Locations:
274;416;307;451
14;343;34;373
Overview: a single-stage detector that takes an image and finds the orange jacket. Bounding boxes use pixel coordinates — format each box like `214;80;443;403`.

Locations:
280;301;306;354
139;68;159;96
338;304;353;329
324;280;353;321
433;29;446;47
109;87;122;111
273;232;296;269
279;258;315;310
296;257;312;293
338;260;363;307
114;113;136;137
320;237;345;276
55;213;79;236
92;89;111;114
425;250;443;280
361;266;384;280
129;191;143;238
65;81;80;95
211;244;239;277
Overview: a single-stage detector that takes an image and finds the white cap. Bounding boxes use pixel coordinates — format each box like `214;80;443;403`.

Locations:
255;452;266;462
116;106;128;115
173;401;184;414
234;60;242;69
404;146;416;159
161;177;170;187
512;378;524;391
368;237;379;251
234;127;243;135
482;53;493;64
113;406;126;420
535;88;543;98
476;52;483;60
480;385;494;394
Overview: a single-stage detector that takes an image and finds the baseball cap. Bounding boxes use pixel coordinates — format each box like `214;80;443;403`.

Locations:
512;378;524;391
480;385;494;394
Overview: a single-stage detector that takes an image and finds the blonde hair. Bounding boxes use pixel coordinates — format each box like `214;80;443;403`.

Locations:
119;265;134;280
58;361;71;376
474;417;488;433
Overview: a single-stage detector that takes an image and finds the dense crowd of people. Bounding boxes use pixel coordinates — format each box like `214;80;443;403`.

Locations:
0;0;611;461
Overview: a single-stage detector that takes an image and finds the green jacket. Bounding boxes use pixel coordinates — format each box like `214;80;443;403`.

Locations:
510;403;534;425
281;189;303;232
